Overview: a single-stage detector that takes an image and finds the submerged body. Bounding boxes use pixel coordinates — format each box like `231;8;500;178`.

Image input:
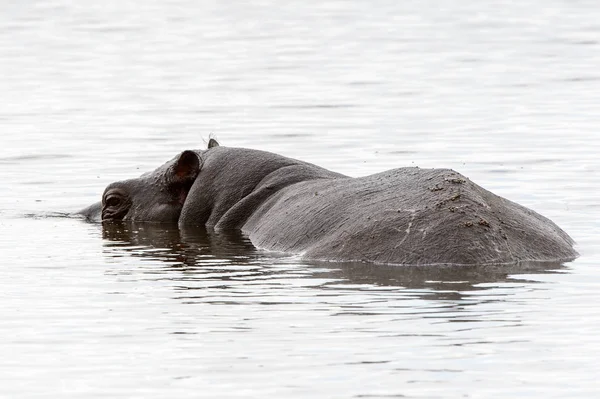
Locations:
81;140;577;265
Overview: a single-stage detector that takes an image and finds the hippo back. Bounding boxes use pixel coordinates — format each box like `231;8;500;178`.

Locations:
243;167;577;265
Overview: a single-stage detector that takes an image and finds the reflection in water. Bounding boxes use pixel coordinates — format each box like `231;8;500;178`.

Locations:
102;222;568;304
103;221;260;267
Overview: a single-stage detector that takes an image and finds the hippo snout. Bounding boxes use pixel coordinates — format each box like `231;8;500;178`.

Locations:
77;201;102;222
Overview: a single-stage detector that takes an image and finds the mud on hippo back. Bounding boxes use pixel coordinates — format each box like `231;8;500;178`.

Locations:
79;139;578;266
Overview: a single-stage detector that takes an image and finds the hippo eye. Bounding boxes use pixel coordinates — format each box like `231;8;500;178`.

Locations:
103;188;128;208
105;196;122;207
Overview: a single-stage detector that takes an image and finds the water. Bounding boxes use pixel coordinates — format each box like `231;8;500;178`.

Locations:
1;0;599;397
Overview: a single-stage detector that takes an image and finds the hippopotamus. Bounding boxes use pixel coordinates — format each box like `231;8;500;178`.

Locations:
79;139;578;265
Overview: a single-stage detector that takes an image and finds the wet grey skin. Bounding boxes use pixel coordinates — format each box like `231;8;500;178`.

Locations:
79;139;578;266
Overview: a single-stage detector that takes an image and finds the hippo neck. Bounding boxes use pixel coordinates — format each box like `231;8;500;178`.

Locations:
179;147;345;228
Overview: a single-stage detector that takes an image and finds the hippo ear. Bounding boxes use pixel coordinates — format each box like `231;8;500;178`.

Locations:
208;138;220;148
172;150;200;183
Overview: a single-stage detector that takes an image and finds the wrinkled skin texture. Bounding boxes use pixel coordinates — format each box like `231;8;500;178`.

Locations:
80;141;578;265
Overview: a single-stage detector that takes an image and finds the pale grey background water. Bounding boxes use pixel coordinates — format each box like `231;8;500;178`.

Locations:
1;1;599;398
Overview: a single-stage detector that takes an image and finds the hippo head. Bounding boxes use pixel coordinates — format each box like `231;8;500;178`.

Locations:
99;150;201;223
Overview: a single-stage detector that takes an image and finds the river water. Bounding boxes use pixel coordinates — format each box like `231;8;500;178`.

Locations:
1;1;599;398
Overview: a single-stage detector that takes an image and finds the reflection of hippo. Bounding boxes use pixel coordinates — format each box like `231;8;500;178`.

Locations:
80;140;578;265
101;222;568;299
